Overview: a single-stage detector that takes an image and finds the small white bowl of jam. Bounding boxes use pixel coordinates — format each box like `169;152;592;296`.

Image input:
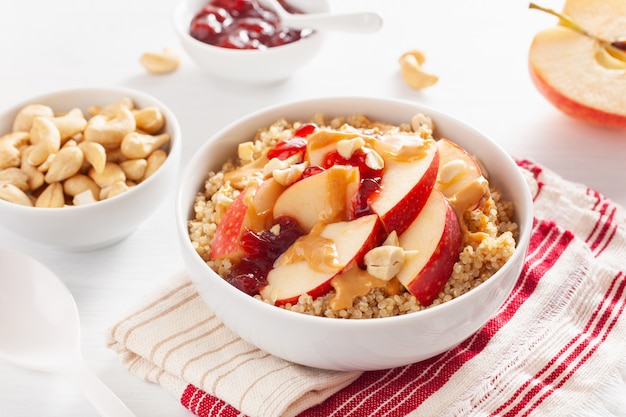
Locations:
173;0;329;84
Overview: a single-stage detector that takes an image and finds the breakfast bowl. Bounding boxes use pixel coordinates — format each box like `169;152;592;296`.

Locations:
176;96;533;371
173;0;329;84
0;87;181;251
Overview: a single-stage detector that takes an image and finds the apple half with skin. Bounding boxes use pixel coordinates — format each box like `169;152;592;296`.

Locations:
260;214;383;306
210;178;286;260
272;165;360;233
528;0;626;128
396;189;462;306
435;138;490;216
370;138;439;235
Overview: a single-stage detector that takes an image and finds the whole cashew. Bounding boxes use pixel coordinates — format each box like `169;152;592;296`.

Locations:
140;48;180;74
63;174;100;200
133;107;165;134
88;162;126;188
12;104;54;132
20;146;45;190
44;146;84;183
119;159;147;181
0;183;33;206
78;141;107;174
0;167;30;191
143;149;167;180
84;107;136;146
87;97;134;118
102;180;130;199
50;108;88;141
35;182;64;208
399;50;439;90
28;117;61;166
0;131;29;169
120;131;170;159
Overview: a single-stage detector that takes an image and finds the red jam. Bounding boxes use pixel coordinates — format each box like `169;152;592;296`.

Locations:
225;216;304;295
189;0;313;50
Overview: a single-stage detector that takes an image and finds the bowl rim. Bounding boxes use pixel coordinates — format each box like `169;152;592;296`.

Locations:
0;86;182;213
176;95;534;328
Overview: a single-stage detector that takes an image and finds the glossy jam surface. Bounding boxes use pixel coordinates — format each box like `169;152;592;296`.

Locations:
189;0;313;50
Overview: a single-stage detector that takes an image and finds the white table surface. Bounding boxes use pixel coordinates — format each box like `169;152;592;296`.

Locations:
1;0;625;415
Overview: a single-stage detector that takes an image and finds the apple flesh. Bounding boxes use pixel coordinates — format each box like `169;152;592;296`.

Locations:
435;138;490;216
369;139;439;235
396;189;462;306
528;0;626;128
272;165;360;233
260;214;383;305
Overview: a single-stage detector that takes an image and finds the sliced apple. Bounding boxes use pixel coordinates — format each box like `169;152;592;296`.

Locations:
272;165;360;233
528;0;626;128
369;138;439;235
305;129;365;166
396;189;462;306
260;214;383;305
435;138;490;216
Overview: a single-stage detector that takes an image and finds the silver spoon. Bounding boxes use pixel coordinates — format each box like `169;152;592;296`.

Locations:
0;248;136;417
260;0;383;34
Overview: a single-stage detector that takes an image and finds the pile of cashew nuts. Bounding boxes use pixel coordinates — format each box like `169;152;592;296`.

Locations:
0;98;171;207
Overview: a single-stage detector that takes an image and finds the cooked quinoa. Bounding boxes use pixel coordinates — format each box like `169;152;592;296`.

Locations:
188;113;518;319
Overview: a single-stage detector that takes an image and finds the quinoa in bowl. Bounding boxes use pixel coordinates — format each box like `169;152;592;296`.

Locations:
188;112;518;319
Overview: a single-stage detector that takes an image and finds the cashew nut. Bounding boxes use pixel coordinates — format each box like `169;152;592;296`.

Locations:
143;149;167;179
20;146;45;190
119;159;147;181
12;104;54;132
87;98;134;118
102;180;129;199
35;182;64;208
140;48;180;74
28;117;61;166
0;183;33;206
364;245;405;281
0;131;30;169
133;107;165;134
84;107;136;146
78;141;107;174
120;131;170;159
399;50;439;90
272;162;308;186
63;174;100;200
73;189;98;206
44;146;84;183
50;108;88;141
0;167;30;191
88;162;126;188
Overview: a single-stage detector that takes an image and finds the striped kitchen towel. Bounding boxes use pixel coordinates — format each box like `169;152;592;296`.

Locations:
107;159;626;416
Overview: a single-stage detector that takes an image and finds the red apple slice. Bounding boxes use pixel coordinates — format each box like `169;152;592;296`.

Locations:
369;138;439;235
305;130;364;166
435;138;490;215
396;189;462;306
260;214;383;305
528;0;626;128
272;165;360;233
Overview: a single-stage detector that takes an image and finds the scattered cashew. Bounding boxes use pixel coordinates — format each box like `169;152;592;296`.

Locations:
44;146;84;183
84;107;136;146
12;104;54;132
133;107;165;134
119;159;147;181
28;117;61;166
0;167;30;191
35;182;64;208
140;48;180;74
78;141;107;175
50;108;88;141
120;131;170;159
399;50;439;90
0;132;29;169
0;183;33;206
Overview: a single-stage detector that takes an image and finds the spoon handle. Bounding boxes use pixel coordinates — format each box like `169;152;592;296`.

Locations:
61;361;137;417
283;12;383;33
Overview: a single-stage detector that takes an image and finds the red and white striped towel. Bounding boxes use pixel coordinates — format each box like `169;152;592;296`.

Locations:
108;160;626;416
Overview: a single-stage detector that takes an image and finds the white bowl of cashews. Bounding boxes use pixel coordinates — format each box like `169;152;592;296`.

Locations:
173;0;329;84
0;87;181;251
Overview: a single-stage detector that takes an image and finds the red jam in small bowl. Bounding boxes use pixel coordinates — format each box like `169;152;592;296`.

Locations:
189;0;313;50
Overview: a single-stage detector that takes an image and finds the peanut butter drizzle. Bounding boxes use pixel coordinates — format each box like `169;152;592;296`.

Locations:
306;130;362;152
223;153;269;189
319;166;359;225
329;264;403;311
372;135;433;162
276;223;339;273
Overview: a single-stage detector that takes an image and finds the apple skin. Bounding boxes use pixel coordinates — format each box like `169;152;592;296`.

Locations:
396;189;462;306
528;0;626;128
210;190;248;260
370;142;439;236
260;214;384;306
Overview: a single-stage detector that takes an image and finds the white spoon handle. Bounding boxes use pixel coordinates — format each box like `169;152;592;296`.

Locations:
281;12;383;33
61;361;136;417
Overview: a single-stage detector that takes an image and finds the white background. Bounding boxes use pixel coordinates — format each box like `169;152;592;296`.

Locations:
1;0;625;415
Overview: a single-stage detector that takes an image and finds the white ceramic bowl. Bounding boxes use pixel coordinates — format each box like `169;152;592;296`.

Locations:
176;97;533;371
173;0;329;84
0;87;181;251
